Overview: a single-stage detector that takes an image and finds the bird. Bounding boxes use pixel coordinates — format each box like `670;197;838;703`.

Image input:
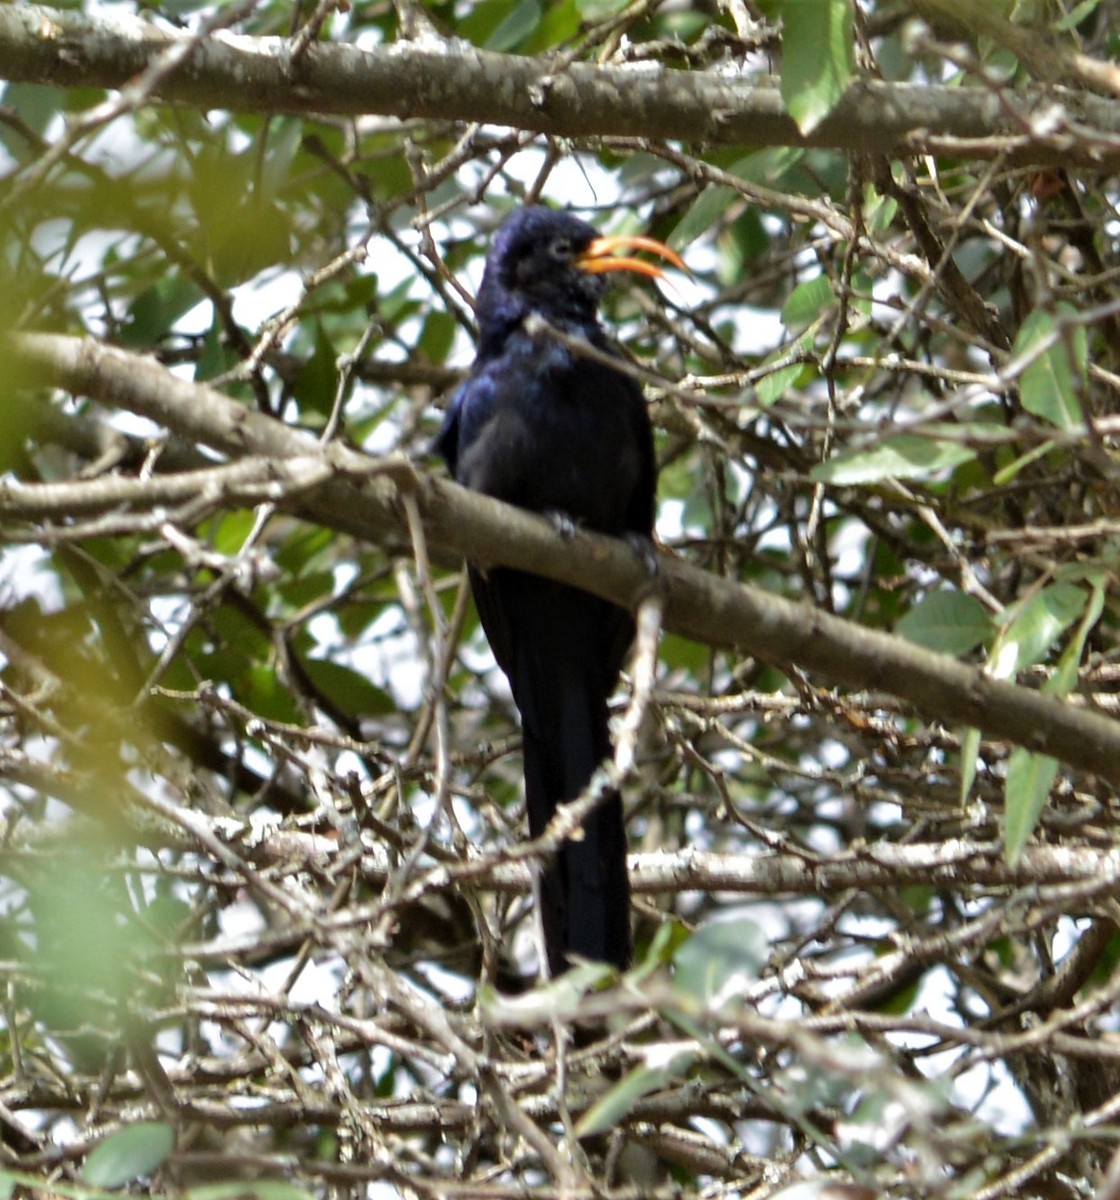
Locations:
435;205;683;976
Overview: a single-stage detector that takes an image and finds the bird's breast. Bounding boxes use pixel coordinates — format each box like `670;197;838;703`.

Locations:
456;338;647;534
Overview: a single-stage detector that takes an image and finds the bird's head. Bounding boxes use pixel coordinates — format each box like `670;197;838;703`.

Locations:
476;205;683;345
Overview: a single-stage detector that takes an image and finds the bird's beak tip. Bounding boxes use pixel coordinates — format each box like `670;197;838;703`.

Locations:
576;234;687;280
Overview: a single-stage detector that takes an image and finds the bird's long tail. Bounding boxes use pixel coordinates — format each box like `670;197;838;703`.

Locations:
520;689;631;976
475;567;633;976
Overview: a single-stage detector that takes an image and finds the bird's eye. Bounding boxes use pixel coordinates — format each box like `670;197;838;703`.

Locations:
549;237;573;260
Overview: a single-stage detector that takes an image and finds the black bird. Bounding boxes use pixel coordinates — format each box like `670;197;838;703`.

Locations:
435;206;682;976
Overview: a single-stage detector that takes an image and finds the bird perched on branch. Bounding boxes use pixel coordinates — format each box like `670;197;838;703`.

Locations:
436;205;682;976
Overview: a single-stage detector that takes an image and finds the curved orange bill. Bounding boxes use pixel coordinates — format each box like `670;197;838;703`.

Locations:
575;233;687;280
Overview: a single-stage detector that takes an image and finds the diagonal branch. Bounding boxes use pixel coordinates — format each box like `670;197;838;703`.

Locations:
8;330;1120;783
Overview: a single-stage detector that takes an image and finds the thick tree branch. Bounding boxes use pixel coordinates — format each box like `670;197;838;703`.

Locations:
255;829;1120;900
4;4;1120;168
9;331;1120;784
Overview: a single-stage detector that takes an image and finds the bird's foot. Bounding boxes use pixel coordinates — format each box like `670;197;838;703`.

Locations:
544;509;579;540
624;532;660;578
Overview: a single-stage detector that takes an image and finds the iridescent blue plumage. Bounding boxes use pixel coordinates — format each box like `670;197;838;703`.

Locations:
437;206;670;975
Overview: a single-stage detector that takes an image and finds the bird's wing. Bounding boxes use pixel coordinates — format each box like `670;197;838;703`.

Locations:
432;380;468;473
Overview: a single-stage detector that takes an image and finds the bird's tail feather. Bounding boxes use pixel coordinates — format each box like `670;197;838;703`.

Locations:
521;686;631;976
470;568;634;976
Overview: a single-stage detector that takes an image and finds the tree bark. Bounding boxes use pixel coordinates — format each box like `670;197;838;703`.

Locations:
4;3;1120;167
10;330;1120;784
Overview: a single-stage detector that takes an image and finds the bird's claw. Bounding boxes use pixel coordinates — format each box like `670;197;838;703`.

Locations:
545;509;579;540
624;532;659;578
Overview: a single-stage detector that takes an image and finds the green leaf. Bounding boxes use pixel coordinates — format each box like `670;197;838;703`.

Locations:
458;0;540;49
19;840;165;1057
811;434;976;485
196;313;242;382
82;1122;174;1187
717;207;770;282
0;84;62;161
1003;749;1060;867
778;0;855;134
199;178;293;287
754;360;804;408
243;663;303;724
895;590;992;655
209;508;258;557
999;582;1086;675
671;186;737;250
864;182;898;236
209;601;272;659
575;1052;698;1137
479;963;614;1026
274;525;336;576
960;725;981;804
118;274;205;348
673;915;765;1007
259;116;306;198
293;320;340;420
300;656;396;718
1014;304;1085;430
782;274;834;329
523;0;581;51
989;577;1101;859
487;0;542;50
659;632;713;675
1047;574;1106;696
575;0;632;17
641;916;692;967
727;145;808;187
1054;0;1102;33
419;309;457;364
276;570;336;613
755;333;814;407
991;436;1059;486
